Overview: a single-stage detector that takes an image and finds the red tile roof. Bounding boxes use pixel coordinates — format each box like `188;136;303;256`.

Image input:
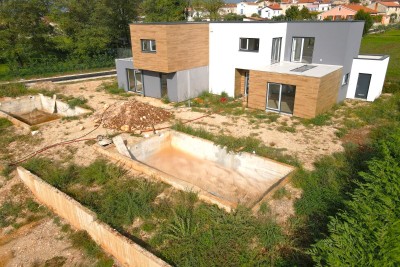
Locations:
378;1;400;7
268;3;282;9
298;0;316;3
344;4;378;13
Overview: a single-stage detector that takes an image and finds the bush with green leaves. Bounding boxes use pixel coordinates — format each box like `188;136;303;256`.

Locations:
310;126;400;266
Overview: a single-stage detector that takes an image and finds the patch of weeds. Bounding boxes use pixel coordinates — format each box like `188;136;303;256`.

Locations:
61;116;80;121
44;256;67;267
162;96;170;104
302;113;332;126
1;164;15;179
0;201;23;227
335;128;348;138
266;113;280;123
30;125;40;131
100;81;131;97
78;159;127;185
141;221;157;232
69;230;114;267
0;118;12;129
277;125;296;133
272;187;291;200
67;96;88;109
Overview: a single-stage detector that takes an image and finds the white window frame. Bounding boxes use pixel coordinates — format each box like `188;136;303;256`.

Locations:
141;39;156;53
239;38;259;52
271;37;282;64
291;37;315;63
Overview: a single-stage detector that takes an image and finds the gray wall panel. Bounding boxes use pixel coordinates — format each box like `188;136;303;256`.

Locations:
115;58;134;91
142;71;162;98
176;66;209;102
284;22;364;102
167;73;179;102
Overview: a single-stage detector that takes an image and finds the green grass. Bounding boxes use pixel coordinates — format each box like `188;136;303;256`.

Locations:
361;29;400;82
99;81;131;97
22;157;293;266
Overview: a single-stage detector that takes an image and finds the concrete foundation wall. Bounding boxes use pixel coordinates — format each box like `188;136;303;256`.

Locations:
0;96;42;115
55;100;91;117
128;131;293;180
17;167;170;267
116;58;135;91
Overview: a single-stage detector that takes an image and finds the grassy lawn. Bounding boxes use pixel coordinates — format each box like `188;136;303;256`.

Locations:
360;29;400;82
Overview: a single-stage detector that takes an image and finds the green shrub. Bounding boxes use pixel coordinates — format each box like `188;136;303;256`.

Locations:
0;83;29;97
311;126;400;266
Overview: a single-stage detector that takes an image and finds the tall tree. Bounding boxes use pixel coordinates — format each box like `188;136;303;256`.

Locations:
285;6;301;20
354;10;374;36
0;0;55;67
193;0;224;21
141;0;187;22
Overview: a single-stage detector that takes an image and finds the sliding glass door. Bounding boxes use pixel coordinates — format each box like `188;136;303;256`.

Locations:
127;69;143;93
266;83;296;114
291;37;315;64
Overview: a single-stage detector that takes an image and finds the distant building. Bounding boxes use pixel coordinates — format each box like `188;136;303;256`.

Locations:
259;4;283;19
237;2;259;17
369;1;400;22
319;4;377;20
219;3;237;16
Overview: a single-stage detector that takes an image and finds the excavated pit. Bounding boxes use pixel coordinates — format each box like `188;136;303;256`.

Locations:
0;94;91;129
122;131;294;209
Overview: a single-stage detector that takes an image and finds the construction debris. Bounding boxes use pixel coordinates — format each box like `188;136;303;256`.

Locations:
100;100;172;132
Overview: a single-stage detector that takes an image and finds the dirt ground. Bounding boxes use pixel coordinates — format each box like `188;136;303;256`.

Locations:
0;78;351;265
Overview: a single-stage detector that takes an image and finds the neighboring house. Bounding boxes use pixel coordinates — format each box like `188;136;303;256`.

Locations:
297;0;316;10
236;2;259;17
219;3;237;15
280;0;298;13
318;0;331;12
319;4;377;20
186;7;210;21
369;1;400;21
116;21;389;119
259;4;283;19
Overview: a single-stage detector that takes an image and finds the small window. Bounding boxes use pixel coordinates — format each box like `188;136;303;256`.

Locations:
141;39;156;53
342;73;350;85
271;37;282;64
239;38;259;52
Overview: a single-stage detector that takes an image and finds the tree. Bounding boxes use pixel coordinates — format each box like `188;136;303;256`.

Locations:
285;6;301;20
141;0;187;22
354;10;373;35
195;0;224;21
223;13;246;21
0;0;55;67
300;6;311;19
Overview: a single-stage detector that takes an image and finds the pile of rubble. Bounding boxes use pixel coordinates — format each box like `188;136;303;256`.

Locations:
99;100;172;132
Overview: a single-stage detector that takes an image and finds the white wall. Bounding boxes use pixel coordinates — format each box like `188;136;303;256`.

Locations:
236;2;259;17
347;56;389;101
209;23;287;96
260;8;282;19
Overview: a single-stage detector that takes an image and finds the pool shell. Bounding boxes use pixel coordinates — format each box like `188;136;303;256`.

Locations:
112;131;294;211
0;94;91;130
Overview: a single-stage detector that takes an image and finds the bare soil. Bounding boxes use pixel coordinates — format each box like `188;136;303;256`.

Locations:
0;78;360;264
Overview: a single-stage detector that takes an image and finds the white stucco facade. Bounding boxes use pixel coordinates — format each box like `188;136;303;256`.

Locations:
346;55;390;101
236;2;260;17
259;7;283;19
209;23;288;96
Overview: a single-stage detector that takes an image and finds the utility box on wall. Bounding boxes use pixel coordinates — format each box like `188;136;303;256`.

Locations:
347;55;390;102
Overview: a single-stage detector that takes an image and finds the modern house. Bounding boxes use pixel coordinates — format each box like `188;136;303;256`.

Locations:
116;21;389;118
319;4;377;20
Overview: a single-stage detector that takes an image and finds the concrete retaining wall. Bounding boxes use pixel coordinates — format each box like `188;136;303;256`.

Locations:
0;96;42;115
17;167;170;267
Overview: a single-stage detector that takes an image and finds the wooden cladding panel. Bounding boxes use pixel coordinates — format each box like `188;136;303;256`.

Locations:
234;69;246;98
130;24;209;73
316;68;342;114
130;25;168;73
248;71;337;119
166;24;209;72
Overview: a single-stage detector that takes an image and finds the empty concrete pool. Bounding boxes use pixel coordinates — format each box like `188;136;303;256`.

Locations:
0;94;91;130
112;131;294;210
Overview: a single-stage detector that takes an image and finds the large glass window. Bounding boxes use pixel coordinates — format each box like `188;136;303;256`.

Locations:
271;37;282;64
127;69;143;93
291;37;315;63
239;38;259;52
141;39;156;52
266;83;296;114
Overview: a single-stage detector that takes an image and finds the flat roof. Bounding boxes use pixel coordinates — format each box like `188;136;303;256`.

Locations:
355;54;389;61
130;20;365;25
250;61;342;78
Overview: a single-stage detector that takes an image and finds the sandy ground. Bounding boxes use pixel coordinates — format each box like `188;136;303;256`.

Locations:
0;78;350;264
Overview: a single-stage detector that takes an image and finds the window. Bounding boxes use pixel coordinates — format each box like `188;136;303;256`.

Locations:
239;38;259;52
141;39;156;52
271;37;282;64
291;37;315;63
342;73;350;85
266;83;296;114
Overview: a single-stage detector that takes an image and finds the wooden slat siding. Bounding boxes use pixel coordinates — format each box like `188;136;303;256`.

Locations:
248;70;322;118
315;68;342;115
130;25;169;73
166;24;209;72
130;24;209;73
234;69;246;98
